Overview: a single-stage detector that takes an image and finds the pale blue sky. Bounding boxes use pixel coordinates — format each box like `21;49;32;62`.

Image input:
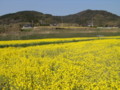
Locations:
0;0;120;16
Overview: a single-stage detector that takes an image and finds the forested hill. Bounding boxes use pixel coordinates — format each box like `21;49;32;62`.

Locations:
0;11;57;24
0;10;120;27
63;10;120;26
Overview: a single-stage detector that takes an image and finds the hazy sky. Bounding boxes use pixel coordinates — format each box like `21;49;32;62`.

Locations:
0;0;120;16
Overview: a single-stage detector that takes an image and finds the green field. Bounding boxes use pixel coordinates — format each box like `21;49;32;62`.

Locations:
0;28;120;40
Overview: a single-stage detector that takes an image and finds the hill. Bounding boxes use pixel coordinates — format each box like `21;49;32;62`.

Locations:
0;9;120;27
0;11;56;25
63;9;120;27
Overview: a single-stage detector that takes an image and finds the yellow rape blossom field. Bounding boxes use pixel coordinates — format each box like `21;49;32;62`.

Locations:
0;36;120;90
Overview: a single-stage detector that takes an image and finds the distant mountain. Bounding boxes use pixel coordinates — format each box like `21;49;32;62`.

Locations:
0;11;56;24
63;9;120;26
0;10;120;27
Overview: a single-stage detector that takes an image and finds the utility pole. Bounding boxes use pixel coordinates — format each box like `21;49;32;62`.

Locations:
3;24;6;33
61;16;63;27
31;20;34;27
91;17;94;27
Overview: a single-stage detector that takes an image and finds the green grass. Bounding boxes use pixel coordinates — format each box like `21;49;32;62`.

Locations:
0;28;120;40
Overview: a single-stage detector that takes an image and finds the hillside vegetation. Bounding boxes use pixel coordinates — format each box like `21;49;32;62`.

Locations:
0;11;56;24
63;10;120;27
0;36;120;89
0;10;120;27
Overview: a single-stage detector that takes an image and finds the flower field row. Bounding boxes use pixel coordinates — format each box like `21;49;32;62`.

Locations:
0;36;120;89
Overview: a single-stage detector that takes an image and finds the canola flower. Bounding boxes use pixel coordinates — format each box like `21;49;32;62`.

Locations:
0;37;95;46
0;36;120;90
